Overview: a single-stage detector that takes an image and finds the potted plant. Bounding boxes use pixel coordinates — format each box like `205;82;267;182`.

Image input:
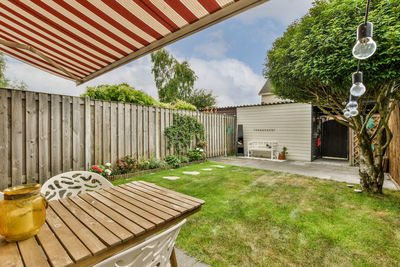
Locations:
279;147;288;160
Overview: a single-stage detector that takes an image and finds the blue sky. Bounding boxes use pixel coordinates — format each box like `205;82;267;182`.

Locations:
4;0;314;106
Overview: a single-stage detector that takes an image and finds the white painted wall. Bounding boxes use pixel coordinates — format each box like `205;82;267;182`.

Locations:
237;103;312;161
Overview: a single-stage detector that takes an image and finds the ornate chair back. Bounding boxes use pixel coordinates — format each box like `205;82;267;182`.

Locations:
41;171;113;201
94;219;186;267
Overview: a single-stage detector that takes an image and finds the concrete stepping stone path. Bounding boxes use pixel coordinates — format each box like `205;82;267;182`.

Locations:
162;176;180;180
212;165;225;168
202;168;213;171
183;171;200;175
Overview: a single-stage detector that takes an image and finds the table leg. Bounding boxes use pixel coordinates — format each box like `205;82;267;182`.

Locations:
170;247;178;267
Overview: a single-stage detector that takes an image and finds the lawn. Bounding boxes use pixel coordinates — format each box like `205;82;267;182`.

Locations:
113;161;400;267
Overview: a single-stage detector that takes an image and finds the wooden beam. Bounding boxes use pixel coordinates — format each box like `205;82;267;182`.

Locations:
0;39;81;83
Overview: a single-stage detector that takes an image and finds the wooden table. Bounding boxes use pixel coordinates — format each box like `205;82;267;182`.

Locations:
0;181;204;267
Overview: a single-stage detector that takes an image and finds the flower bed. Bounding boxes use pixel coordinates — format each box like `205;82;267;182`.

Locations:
107;159;206;181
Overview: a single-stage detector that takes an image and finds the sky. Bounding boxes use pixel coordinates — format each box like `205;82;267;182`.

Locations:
3;0;314;107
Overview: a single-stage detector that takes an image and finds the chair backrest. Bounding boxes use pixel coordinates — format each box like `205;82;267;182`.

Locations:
94;219;186;267
41;171;113;201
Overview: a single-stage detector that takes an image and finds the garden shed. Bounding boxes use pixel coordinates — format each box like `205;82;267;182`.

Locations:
234;80;352;162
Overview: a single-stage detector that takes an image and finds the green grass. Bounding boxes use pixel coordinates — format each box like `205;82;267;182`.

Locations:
113;162;400;267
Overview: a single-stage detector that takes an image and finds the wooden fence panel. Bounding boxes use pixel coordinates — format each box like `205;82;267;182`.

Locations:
389;102;400;185
26;92;38;183
0;88;235;189
0;90;9;189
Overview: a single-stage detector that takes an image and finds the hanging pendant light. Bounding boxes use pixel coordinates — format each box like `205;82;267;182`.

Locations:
352;22;377;60
343;109;351;118
350;71;366;96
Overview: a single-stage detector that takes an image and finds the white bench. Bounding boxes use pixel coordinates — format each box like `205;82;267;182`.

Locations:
247;141;278;159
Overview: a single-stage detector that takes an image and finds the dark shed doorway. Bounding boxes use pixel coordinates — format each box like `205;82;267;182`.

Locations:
322;120;348;159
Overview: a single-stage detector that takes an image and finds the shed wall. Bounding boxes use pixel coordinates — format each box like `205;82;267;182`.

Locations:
237;103;312;161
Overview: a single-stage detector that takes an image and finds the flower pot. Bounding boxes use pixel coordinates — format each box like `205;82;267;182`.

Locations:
278;153;286;160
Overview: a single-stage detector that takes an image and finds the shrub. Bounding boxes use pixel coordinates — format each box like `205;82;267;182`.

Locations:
89;163;112;178
172;99;197;111
149;157;167;169
187;149;206;162
114;156;137;174
137;158;151;170
82;83;158;106
164;114;205;153
181;156;189;164
165;155;181;168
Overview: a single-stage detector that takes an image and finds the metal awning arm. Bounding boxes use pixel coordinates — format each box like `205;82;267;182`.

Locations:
0;39;81;83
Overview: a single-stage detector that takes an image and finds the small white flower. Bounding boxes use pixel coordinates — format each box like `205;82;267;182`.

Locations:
105;162;112;167
199;149;204;152
105;169;112;175
196;147;200;151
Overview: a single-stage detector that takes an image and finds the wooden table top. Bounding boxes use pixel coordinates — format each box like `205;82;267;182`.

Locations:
0;181;204;267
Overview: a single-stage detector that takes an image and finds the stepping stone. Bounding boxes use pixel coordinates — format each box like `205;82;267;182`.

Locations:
162;176;180;180
212;165;225;168
347;184;354;188
354;189;362;193
202;168;213;171
183;171;200;175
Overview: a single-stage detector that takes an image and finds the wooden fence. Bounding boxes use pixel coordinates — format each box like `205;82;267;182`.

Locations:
0;88;235;190
389;101;400;185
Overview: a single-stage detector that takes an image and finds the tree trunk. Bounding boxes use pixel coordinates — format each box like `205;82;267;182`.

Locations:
358;139;385;194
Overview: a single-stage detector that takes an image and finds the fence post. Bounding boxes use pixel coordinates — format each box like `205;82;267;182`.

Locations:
84;96;91;170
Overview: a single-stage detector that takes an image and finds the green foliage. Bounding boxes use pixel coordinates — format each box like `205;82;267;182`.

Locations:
82;83;158;106
0;53;27;90
151;49;196;103
265;0;400;104
172;99;197;111
165;155;181;168
187;149;206;162
186;89;217;110
114;156;138;174
151;49;217;109
281;146;288;155
164;114;205;153
149;157;167;169
181;156;190;164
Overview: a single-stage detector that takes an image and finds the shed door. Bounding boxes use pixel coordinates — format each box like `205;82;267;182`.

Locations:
322;120;348;159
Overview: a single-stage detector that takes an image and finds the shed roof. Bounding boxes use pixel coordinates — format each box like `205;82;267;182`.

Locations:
258;80;272;95
0;0;268;85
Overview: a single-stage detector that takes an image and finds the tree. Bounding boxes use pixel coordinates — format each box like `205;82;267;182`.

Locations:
186;88;217;110
265;0;400;193
151;49;196;103
150;49;217;109
0;53;27;90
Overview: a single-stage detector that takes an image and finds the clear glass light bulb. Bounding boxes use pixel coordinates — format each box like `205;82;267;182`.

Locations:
343;109;351;118
346;101;358;110
350;82;366;96
352;37;377;60
349;109;359;117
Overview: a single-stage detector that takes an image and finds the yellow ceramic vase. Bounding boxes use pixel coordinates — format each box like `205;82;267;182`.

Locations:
0;184;47;242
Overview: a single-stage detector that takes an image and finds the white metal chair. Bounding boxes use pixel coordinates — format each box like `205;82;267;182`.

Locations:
40;171;113;201
94;219;186;267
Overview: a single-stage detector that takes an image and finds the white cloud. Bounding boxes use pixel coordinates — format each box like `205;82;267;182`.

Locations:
4;53;264;107
193;30;230;59
236;0;314;25
188;58;264;106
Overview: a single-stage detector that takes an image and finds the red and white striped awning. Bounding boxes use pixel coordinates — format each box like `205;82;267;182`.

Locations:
0;0;267;85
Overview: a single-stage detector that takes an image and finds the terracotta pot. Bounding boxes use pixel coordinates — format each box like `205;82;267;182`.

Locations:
278;153;286;160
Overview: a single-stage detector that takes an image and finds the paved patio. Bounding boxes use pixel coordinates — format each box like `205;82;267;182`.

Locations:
213;157;399;190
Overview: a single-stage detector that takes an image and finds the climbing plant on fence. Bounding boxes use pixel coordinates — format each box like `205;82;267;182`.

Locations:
164;114;205;153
